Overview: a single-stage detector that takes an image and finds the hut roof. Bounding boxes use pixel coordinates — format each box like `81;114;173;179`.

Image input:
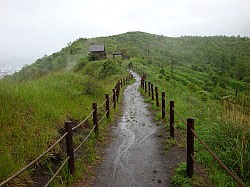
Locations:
89;45;105;52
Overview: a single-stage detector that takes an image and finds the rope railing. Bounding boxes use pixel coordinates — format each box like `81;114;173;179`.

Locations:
0;132;68;186
171;107;186;126
44;156;70;187
162;108;170;114
109;92;114;99
74;125;96;153
164;97;187;126
98;110;108;124
190;154;209;186
111;100;116;109
191;129;246;187
0;72;133;187
97;99;107;109
72;110;95;131
132;66;246;186
162;108;170;121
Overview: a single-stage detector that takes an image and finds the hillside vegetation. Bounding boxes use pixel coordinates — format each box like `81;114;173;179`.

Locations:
130;58;249;186
0;59;128;185
1;31;249;186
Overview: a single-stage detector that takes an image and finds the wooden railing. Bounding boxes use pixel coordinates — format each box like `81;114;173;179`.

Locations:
132;65;246;187
0;74;133;187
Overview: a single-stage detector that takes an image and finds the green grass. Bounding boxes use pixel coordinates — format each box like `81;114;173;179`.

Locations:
131;59;250;186
171;162;192;187
0;59;129;185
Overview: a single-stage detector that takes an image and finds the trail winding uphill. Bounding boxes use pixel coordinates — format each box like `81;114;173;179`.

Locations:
82;70;185;187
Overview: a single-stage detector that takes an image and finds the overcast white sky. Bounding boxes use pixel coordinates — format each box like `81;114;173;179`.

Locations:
0;0;250;71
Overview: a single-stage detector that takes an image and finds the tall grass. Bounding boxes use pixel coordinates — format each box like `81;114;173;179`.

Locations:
130;58;250;186
0;60;127;185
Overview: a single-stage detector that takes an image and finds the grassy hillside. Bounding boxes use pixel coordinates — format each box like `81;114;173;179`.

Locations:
8;32;250;83
0;59;128;185
1;31;249;186
130;58;249;186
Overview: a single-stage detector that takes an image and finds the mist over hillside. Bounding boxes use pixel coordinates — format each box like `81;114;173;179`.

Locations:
6;32;250;84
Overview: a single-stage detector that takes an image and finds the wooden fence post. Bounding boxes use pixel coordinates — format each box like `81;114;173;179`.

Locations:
148;82;151;97
65;121;75;174
162;92;165;119
118;83;120;100
170;101;174;138
106;94;110;118
116;83;120;101
151;84;154;100
93;103;98;136
155;87;159;107
186;118;194;177
123;78;125;86
145;81;147;92
120;79;123;88
113;89;116;108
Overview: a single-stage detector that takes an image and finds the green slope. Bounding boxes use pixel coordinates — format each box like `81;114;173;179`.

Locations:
1;31;249;186
7;32;250;84
0;59;128;185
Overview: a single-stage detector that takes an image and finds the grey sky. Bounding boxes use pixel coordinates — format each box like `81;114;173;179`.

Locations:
0;0;250;71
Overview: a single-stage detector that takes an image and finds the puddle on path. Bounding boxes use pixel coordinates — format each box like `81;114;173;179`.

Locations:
93;71;168;187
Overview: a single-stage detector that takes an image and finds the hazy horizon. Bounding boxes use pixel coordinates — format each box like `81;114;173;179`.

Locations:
1;0;250;72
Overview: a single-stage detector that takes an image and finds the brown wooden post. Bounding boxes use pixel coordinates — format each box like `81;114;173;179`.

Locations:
186;118;194;177
155;87;159;107
93;103;98;136
162;92;165;119
151;84;154;100
115;85;117;98
145;81;147;92
118;83;120;99
123;78;125;86
106;94;110;118
148;82;151;97
170;101;174;138
120;79;123;88
116;84;120;101
65;121;75;174
113;89;116;108
141;78;143;89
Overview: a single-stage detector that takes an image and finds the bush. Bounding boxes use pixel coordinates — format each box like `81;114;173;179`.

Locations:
74;58;88;72
87;53;98;61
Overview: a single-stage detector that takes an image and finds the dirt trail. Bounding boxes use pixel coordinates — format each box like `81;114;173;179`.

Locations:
90;71;185;187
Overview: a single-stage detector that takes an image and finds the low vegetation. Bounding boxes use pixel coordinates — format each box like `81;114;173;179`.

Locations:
130;57;249;186
0;59;128;185
1;31;249;186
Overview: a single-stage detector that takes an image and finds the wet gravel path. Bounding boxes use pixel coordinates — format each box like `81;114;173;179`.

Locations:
93;71;171;187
